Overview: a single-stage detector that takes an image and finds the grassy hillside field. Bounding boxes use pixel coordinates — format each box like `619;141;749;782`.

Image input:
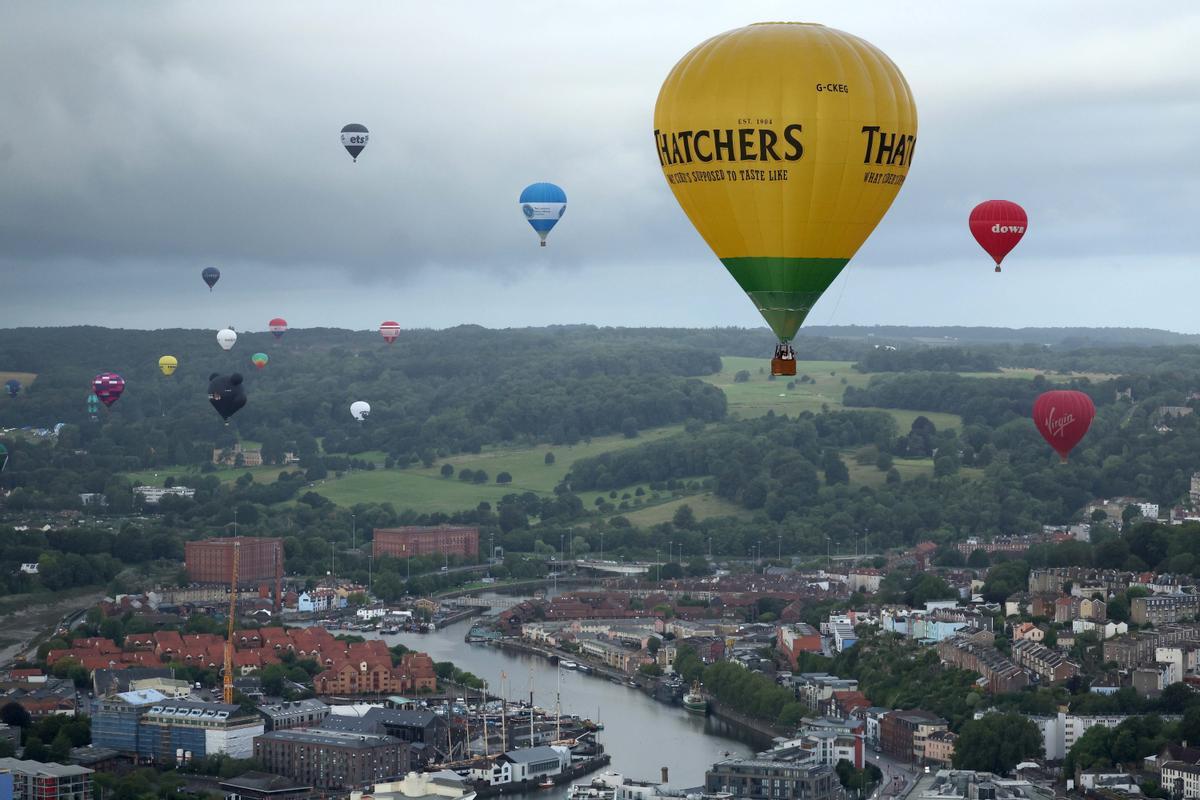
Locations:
124;355;1028;520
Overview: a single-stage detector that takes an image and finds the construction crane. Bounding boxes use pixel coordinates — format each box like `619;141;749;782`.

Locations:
223;539;240;705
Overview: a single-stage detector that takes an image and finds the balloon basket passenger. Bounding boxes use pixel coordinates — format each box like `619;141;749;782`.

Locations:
772;343;797;377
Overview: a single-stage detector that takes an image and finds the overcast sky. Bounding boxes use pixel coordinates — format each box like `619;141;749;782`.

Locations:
1;2;1198;333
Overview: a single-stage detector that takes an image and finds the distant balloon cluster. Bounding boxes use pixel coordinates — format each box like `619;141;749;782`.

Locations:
39;23;1063;461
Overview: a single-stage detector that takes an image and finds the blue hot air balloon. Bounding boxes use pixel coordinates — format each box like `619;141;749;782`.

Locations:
202;267;221;291
519;183;567;247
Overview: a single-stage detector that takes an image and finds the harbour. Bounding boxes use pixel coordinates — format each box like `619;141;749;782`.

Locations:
369;595;758;798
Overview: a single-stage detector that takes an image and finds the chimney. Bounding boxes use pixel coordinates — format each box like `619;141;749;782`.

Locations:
661;767;668;784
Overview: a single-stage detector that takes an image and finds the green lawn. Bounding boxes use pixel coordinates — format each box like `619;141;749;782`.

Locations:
961;368;1119;382
125;465;291;486
618;492;747;526
313;426;684;510
704;357;962;431
0;371;37;388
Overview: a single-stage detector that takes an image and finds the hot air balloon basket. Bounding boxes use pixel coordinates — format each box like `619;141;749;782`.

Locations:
771;358;797;377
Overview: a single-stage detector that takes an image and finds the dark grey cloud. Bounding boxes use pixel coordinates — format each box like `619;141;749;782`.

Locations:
0;2;1197;332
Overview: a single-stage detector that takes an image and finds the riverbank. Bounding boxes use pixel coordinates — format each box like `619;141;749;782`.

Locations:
485;636;781;746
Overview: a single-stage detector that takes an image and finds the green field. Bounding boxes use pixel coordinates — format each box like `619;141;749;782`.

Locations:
962;367;1119;382
125;465;291;486
704;357;962;430
0;371;37;389
618;492;747;526
313;426;684;510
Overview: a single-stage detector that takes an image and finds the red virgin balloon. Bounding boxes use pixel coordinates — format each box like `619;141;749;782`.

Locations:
380;321;401;344
1033;390;1094;462
92;373;126;407
269;318;288;339
969;200;1027;273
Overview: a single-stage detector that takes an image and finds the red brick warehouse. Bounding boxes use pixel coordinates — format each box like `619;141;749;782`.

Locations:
185;536;284;598
372;525;479;561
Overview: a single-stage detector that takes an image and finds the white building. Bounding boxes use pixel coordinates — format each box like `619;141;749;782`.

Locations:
357;606;387;621
1073;619;1128;639
1138;503;1160;520
18;563;38;575
351;770;477;800
472;746;570;786
1162;762;1200;798
134;485;196;504
1015;710;1182;761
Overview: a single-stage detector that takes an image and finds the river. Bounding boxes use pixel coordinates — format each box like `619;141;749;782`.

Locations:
372;601;757;793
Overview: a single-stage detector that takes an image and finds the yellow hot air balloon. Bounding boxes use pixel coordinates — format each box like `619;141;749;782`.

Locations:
158;355;178;376
654;23;917;375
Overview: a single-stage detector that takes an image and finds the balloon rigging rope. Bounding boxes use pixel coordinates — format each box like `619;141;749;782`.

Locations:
824;266;852;325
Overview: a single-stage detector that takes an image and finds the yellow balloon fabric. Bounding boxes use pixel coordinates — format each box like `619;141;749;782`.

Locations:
654;23;917;342
158;355;178;376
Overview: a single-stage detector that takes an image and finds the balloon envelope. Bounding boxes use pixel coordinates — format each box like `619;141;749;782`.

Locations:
970;200;1027;270
92;373;125;407
217;329;237;351
269;318;288;339
350;400;371;421
4;379;20;398
380;321;401;344
519;183;567;245
1033;390;1095;461
341;123;369;161
208;373;247;421
654;23;917;343
251;353;269;370
158;355;178;376
202;267;220;290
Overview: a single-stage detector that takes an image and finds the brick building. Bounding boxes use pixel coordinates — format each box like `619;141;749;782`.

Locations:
254;729;407;792
936;634;1028;694
372;526;479;561
880;710;948;765
184;537;284;590
1012;639;1080;684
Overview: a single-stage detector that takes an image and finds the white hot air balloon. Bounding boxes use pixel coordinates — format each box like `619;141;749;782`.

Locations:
217;328;237;351
350;400;371;422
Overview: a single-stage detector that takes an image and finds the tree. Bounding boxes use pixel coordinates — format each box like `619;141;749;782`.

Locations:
22;735;48;762
673;504;696;529
622;417;639;438
822;449;850;486
544;452;555;465
0;702;31;729
953;713;1043;774
734;370;751;383
440;464;454;478
496;472;512;484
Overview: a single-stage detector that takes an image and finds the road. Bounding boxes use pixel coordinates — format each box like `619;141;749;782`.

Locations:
867;749;924;800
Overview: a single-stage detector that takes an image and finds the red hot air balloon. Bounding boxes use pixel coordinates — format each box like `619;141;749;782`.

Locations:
269;318;288;339
1033;390;1095;462
92;373;126;407
380;321;401;344
969;200;1028;273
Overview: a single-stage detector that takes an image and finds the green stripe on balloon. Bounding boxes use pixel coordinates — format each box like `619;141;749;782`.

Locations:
720;257;848;342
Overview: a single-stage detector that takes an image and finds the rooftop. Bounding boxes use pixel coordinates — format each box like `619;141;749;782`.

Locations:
256;728;399;749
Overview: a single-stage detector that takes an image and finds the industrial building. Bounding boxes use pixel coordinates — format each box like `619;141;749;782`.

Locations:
372;526;479;561
254;729;407;793
184;536;284;608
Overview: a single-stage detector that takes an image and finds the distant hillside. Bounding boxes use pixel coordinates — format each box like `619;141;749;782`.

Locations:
799;326;1200;347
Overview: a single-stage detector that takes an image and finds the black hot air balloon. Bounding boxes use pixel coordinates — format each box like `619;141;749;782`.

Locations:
202;267;221;291
208;372;246;422
340;124;369;162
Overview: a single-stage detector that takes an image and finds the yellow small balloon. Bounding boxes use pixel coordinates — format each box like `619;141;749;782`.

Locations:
158;355;178;376
655;22;918;358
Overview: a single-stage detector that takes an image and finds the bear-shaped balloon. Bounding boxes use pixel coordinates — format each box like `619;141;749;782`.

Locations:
208;372;247;422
